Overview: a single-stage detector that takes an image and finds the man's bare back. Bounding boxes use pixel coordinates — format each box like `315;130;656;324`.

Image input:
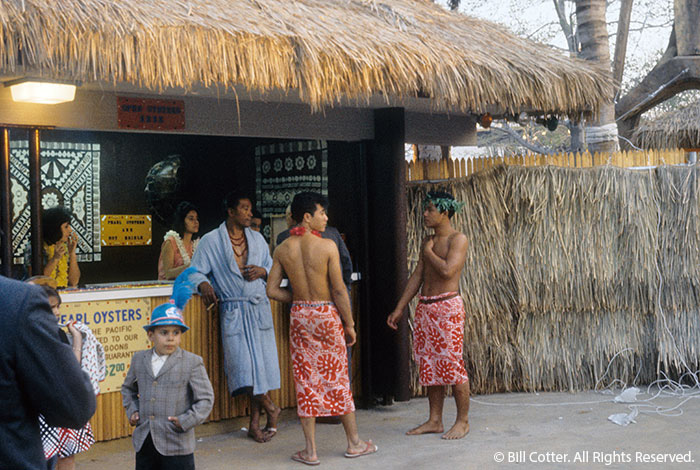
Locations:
268;230;355;344
273;234;336;301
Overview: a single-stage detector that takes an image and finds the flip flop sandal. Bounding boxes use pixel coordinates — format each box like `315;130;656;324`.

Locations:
344;440;378;458
291;451;320;466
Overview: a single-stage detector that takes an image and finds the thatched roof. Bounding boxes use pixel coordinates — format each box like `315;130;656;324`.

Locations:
0;0;613;115
633;99;700;149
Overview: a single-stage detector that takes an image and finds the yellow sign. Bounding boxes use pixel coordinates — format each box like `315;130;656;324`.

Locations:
101;215;152;246
59;298;151;393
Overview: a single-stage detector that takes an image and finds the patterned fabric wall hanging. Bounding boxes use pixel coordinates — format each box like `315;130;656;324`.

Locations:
255;140;328;241
10;140;101;263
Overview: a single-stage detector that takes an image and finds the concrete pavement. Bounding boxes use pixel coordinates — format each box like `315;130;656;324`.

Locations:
76;389;700;470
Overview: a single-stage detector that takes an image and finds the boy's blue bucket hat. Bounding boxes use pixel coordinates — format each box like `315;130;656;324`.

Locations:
144;300;190;332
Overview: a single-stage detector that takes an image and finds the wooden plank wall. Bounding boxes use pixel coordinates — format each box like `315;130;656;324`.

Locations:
89;287;362;441
407;149;689;181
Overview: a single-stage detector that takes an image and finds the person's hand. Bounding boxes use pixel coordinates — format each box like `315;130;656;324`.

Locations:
67;232;78;254
67;321;82;343
242;265;266;281
53;242;67;260
198;282;218;308
343;324;356;346
387;309;403;330
168;416;184;431
423;236;434;254
129;411;140;426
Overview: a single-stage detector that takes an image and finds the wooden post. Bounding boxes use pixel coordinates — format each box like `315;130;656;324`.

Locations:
0;128;11;276
29;129;42;275
367;108;410;402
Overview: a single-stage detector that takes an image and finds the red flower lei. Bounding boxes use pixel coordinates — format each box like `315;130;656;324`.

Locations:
290;226;322;238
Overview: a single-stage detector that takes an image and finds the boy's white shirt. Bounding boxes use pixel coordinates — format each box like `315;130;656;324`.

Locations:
151;350;169;376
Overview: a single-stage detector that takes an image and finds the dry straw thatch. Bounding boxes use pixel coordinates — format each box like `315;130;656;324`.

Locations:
407;163;700;394
0;0;612;114
633;99;700;150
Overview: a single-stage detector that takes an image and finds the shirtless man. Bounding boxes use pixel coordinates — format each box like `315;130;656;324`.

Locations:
387;190;470;440
267;192;377;466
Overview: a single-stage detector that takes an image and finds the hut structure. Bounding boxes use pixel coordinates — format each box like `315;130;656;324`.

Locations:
632;99;700;152
0;0;614;440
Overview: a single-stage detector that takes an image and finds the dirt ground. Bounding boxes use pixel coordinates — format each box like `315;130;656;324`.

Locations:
76;389;700;470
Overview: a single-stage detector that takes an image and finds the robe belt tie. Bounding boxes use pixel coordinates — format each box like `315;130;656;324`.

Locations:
220;294;265;305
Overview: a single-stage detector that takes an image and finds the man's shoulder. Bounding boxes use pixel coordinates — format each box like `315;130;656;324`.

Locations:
248;228;267;244
1;276;30;303
1;278;43;319
276;229;291;245
322;226;341;238
450;230;467;241
317;236;337;249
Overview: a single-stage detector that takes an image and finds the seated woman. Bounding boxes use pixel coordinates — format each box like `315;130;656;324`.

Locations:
42;207;80;288
158;201;200;280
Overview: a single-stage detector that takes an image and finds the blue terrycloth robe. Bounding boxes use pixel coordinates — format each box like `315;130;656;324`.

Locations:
189;223;281;396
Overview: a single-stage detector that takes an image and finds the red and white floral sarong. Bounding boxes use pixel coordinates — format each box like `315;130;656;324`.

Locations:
413;292;469;386
290;301;355;418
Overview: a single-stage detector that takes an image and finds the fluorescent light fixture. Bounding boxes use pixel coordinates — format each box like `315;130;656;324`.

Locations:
5;78;77;104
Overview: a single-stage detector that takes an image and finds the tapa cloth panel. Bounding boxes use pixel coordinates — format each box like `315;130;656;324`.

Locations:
290;301;355;418
414;292;469;386
10;140;101;264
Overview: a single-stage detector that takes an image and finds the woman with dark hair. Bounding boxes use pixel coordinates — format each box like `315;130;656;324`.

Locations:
42;207;80;288
158;201;200;280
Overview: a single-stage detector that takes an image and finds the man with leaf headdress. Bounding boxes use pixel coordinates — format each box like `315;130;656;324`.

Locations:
387;190;470;440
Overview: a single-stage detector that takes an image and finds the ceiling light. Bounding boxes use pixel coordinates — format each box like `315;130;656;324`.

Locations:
5;78;77;104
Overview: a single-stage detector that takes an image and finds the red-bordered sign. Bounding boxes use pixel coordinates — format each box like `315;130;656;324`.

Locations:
117;97;185;130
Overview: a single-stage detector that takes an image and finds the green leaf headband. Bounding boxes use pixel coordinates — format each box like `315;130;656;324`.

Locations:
423;195;465;213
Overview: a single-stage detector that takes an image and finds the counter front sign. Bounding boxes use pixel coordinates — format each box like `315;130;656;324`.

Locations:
101;215;152;246
117;96;185;130
60;298;151;393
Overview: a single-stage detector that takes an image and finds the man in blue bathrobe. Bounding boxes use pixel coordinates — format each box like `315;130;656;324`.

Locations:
189;191;281;443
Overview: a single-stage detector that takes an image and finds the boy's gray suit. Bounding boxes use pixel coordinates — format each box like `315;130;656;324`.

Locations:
122;347;214;456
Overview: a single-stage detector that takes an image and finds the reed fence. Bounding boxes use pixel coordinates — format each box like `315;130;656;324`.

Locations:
406;149;700;395
407;149;688;181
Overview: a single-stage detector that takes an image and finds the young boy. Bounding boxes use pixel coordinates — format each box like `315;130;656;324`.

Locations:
122;299;214;470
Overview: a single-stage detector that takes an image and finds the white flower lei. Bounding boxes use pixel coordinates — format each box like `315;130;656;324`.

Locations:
164;230;198;265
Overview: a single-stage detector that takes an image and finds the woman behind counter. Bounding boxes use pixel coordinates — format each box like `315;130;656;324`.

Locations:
42;207;80;288
158;201;200;280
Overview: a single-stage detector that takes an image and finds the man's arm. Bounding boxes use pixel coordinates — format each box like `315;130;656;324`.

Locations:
387;255;425;330
328;244;355;346
242;231;271;282
266;249;293;303
326;227;353;288
422;233;468;279
188;238;217;307
16;289;96;428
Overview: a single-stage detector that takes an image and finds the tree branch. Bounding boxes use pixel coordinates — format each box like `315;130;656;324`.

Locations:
612;0;634;95
491;124;555;155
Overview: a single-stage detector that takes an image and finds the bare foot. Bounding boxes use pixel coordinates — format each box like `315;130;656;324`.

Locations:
406;421;444;435
263;405;281;439
442;421;469;440
247;427;271;443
